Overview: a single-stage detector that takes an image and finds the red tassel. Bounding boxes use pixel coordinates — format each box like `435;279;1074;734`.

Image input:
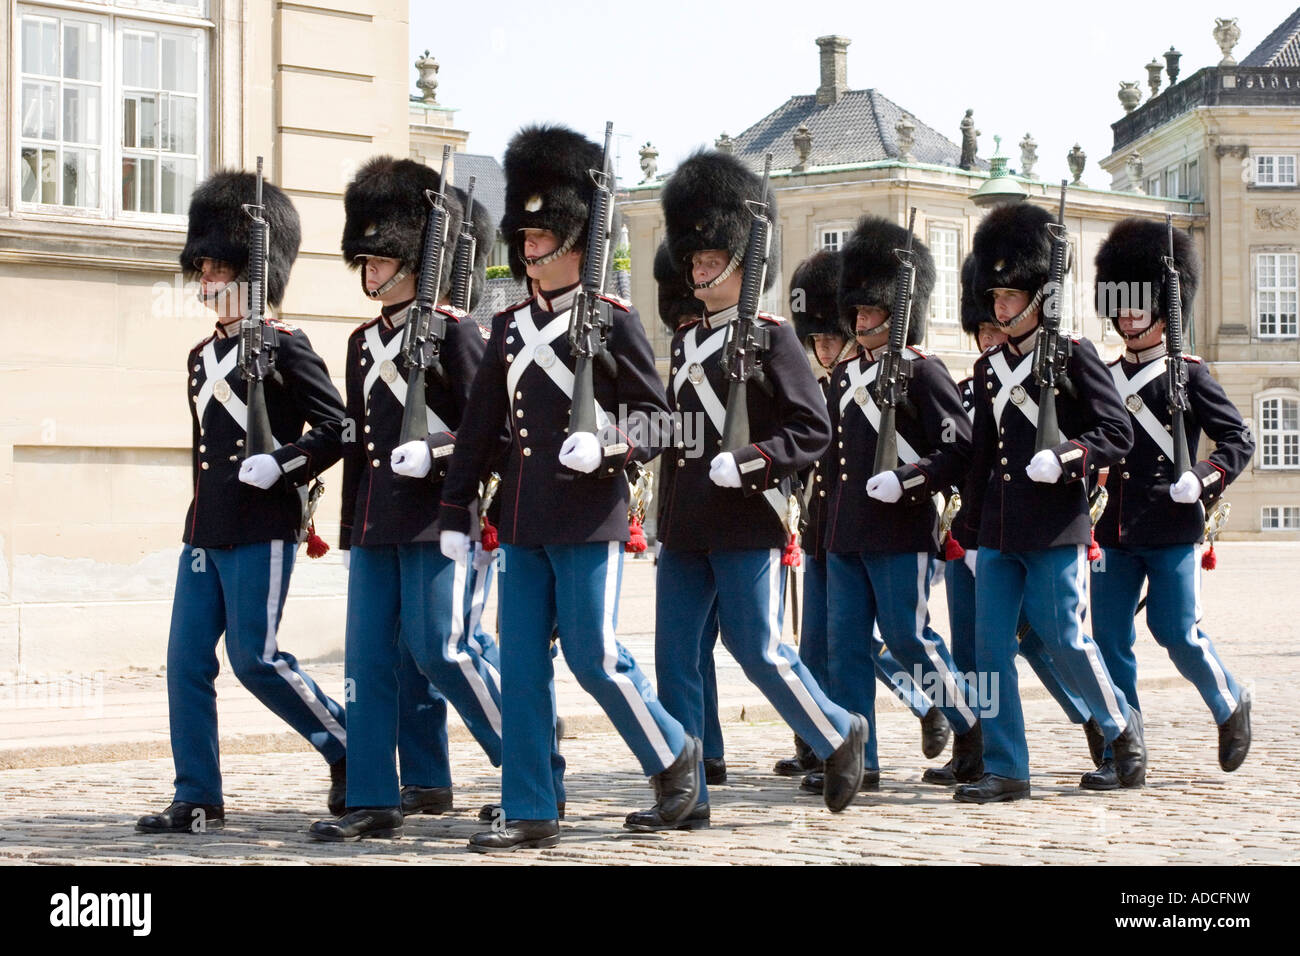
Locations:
944;533;966;561
305;522;329;559
781;534;803;568
1087;529;1101;563
1202;543;1217;571
481;516;499;553
625;516;648;553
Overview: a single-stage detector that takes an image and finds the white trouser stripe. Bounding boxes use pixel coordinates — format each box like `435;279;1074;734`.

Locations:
914;553;976;727
263;540;347;746
763;550;844;749
446;556;502;734
1073;544;1126;731
600;541;675;766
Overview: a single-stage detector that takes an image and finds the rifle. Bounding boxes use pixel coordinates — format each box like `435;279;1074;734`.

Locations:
398;145;453;446
719;153;776;450
239;156;277;458
566;121;619;439
1031;181;1077;454
1163;214;1192;477
448;176;478;312
871;207;919;475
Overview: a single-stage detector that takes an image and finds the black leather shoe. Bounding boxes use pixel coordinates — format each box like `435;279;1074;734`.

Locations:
922;760;957;786
468;819;560;852
1083;717;1106;768
920;707;951;759
799;769;880;794
309;807;403;842
624;736;702;830
822;714;867;812
478;801;564;823
951;721;984;783
704;757;727;785
773;734;822;776
953;774;1030;804
136;801;224;833
1080;758;1119;790
1218;691;1251;772
625;801;712;831
400;785;453;815
328;758;346;817
1112;710;1147;788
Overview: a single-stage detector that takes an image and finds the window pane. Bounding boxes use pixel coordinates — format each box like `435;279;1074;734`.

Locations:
171;97;197;154
1283;401;1299;431
63;85;100;144
63;22;100;81
141;35;159;89
123;34;139;87
123;96;138;148
62;148;99;207
40;20;58;76
161;157;196;214
139;95;158;149
122;156;157;213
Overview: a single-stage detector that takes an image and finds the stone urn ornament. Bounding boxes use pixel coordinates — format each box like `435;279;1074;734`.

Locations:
1146;58;1164;98
415;50;439;105
792;124;813;171
1019;132;1038;180
638;142;659;183
715;132;734;154
1214;18;1241;67
895;114;916;164
1165;46;1182;85
1067;144;1087;186
1118;81;1142;113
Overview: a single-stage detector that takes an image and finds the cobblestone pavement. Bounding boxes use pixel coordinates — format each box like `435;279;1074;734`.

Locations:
0;542;1295;864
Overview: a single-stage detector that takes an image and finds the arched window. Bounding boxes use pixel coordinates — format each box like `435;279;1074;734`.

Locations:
1259;392;1300;468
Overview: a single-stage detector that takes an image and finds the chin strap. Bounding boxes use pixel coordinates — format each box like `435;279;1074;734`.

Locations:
522;229;580;268
691;252;742;290
994;286;1044;333
363;264;412;300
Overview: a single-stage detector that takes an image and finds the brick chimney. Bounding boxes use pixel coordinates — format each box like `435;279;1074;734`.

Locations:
815;35;851;106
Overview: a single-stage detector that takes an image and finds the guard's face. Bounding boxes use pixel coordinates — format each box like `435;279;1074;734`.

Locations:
811;332;847;368
521;229;560;261
363;256;401;293
976;322;1008;351
198;258;237;293
1118;309;1164;350
691;250;731;287
990;288;1030;324
197;258;240;317
855;305;890;352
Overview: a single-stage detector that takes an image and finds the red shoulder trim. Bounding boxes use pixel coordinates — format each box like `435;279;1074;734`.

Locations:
597;293;631;313
494;296;535;319
436;304;465;323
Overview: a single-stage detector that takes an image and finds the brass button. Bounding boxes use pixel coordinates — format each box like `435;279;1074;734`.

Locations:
519;428;528;437
229;455;238;462
841;473;848;481
190;378;197;386
1002;473;1010;481
998;441;1004;449
523;447;532;456
236;439;244;447
193;364;200;372
1122;471;1130;479
516;409;524;418
677;459;684;467
201;462;210;470
364;425;371;434
1000;457;1007;465
515;391;523;400
372;459;380;467
506;354;515;363
367;442;375;451
1157;454;1165;462
838;441;844;449
360;358;367;366
819;490;826;497
199;444;206;452
840;458;846;465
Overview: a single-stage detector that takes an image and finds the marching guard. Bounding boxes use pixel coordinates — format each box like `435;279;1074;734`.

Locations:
954;202;1142;803
820;217;982;791
439;125;701;851
138;171;348;833
1086;218;1253;786
654;150;867;817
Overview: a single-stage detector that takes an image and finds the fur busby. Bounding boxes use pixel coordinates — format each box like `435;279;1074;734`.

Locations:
837;216;934;346
500;125;603;280
341;156;466;298
1094;217;1199;331
970;202;1054;296
661;150;779;291
451;183;496;310
654;240;703;333
789;250;842;341
959;252;992;335
181;170;301;307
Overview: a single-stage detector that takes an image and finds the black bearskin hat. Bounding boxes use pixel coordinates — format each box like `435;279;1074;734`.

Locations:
959;252;992;336
181;170;301;307
500;125;603;281
450;183;496;310
661;150;779;291
837;215;934;346
789;250;842;341
1094;217;1199;332
341;156;466;299
970;202;1054;297
654;239;703;333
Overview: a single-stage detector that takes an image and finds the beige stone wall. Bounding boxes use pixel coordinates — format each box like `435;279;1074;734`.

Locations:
0;0;412;674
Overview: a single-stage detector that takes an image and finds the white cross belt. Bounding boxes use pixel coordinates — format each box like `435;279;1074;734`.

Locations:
839;360;919;466
363;323;450;435
1111;360;1173;460
506;306;609;428
990;350;1064;444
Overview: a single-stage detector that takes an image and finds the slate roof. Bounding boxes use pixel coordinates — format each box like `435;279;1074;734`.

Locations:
1242;7;1300;67
727;89;983;172
453;152;505;233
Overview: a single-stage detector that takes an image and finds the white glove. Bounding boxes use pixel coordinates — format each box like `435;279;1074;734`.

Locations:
709;452;742;488
439;530;470;564
866;470;903;503
963;547;978;577
391;439;432;478
1170;470;1201;504
1025;449;1063;484
341;551;351;572
558;431;601;473
238;453;282;489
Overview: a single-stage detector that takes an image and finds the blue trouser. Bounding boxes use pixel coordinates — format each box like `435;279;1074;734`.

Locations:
827;552;977;770
656;547;854;803
946;555;1090;725
804;554;933;720
344;543;504;808
167;540;347;805
500;541;685;820
1092;543;1241;727
698;601;724;760
976;546;1133;780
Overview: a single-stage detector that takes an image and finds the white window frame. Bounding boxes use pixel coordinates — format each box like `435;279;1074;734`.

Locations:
1185;158;1200;200
1164;166;1179;199
1255;252;1299;339
1261;505;1300;530
1255;154;1298;187
817;223;853;253
13;1;211;224
927;223;960;325
1258;391;1300;469
1146;175;1162;197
